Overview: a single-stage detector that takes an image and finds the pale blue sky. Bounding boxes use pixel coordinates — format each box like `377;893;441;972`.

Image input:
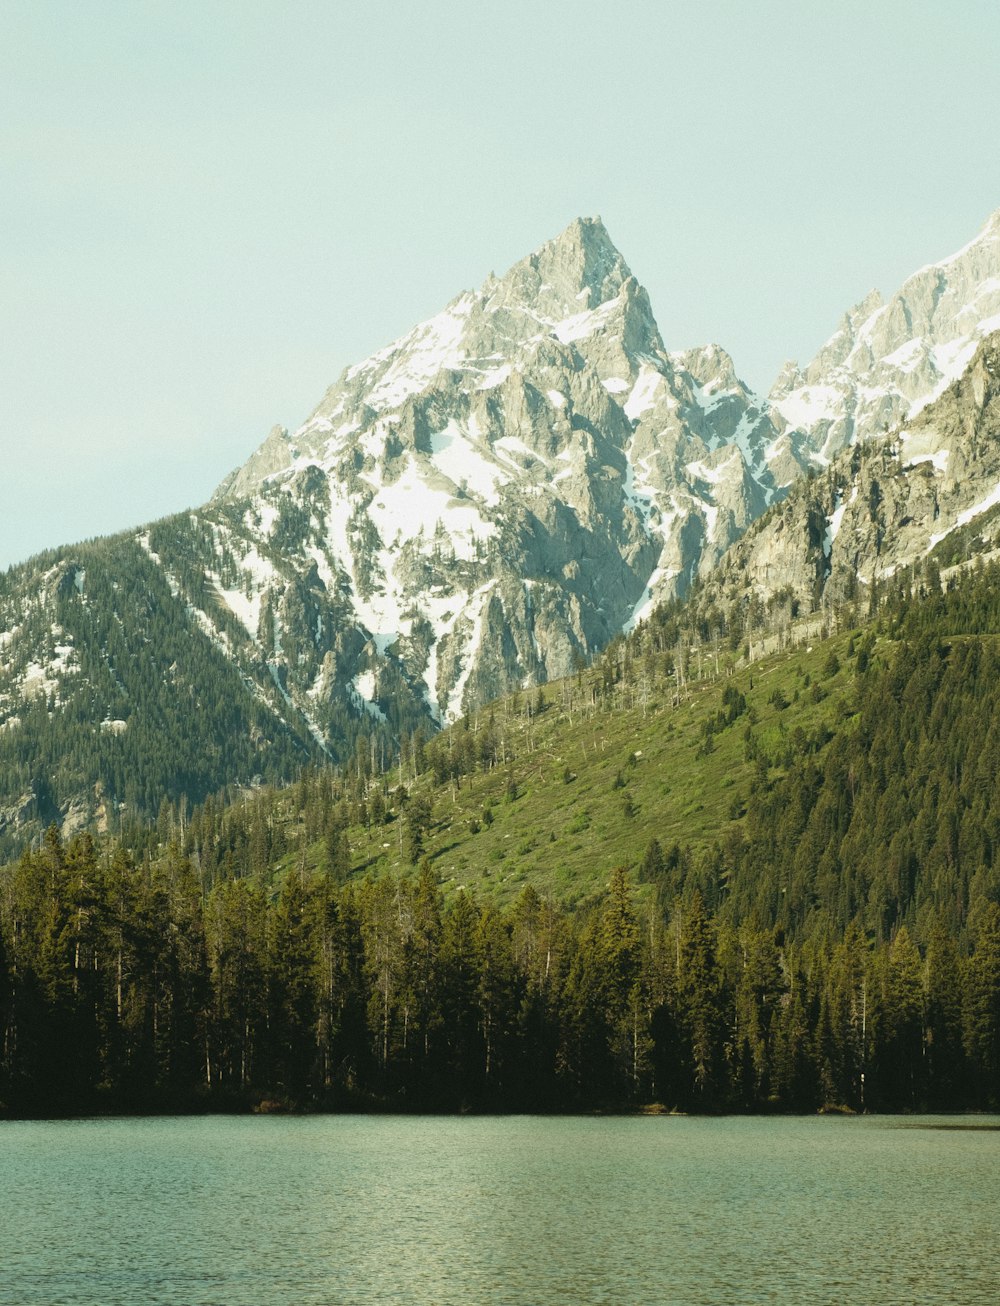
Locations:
3;0;999;567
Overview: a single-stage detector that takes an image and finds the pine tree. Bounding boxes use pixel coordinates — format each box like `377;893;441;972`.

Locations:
599;867;648;1098
205;878;267;1096
675;891;726;1108
878;926;925;1109
439;891;482;1104
360;875;406;1080
401;864;444;1089
732;926;783;1108
924;922;964;1109
475;904;519;1097
772;959;817;1111
963;902;1000;1107
268;870;319;1102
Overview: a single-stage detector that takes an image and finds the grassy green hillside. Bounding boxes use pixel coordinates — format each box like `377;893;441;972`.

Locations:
46;551;1000;945
227;556;1000;948
279;626;862;908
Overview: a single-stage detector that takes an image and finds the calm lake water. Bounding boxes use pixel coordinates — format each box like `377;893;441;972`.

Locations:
2;1115;999;1305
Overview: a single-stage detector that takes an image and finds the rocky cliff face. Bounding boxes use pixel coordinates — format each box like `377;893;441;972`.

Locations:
206;209;1000;716
701;333;1000;624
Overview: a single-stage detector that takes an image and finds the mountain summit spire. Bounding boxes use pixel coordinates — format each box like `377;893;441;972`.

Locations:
507;215;633;315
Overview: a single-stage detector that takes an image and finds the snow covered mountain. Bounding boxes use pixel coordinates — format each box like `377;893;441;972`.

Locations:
0;218;781;838
207;217;778;723
5;209;1000;841
767;209;1000;476
206;209;1000;725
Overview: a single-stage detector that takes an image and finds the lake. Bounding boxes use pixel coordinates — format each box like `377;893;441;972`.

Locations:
2;1115;998;1305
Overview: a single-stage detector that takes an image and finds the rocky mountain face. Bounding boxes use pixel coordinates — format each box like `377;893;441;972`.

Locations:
767;210;1000;474
699;333;1000;627
206;217;778;723
206;209;1000;720
4;210;1000;839
0;219;779;837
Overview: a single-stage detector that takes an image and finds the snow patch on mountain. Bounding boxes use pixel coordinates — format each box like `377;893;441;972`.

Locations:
350;670;386;722
773;385;843;430
364;457;489;554
444;581;496;721
624;367;662;421
429;423;508;504
343;294;474;411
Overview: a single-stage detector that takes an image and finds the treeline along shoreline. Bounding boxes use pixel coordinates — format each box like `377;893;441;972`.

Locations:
1;832;998;1117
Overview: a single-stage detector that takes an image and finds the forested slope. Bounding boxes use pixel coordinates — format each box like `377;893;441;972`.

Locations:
3;563;1000;1115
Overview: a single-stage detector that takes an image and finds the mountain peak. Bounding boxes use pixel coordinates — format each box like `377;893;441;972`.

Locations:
670;342;741;390
497;215;632;316
765;206;1000;468
548;214;630;300
550;213;614;255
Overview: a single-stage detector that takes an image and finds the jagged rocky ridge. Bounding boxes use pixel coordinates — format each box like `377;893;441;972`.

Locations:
202;210;1000;722
696;332;1000;625
768;209;1000;472
4;211;1000;836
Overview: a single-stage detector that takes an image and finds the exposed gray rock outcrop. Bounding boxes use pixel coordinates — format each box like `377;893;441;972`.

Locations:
700;333;1000;623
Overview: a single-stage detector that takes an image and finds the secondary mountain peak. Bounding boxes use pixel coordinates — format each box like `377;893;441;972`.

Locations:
697;326;1000;634
923;206;1000;273
768;210;1000;467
